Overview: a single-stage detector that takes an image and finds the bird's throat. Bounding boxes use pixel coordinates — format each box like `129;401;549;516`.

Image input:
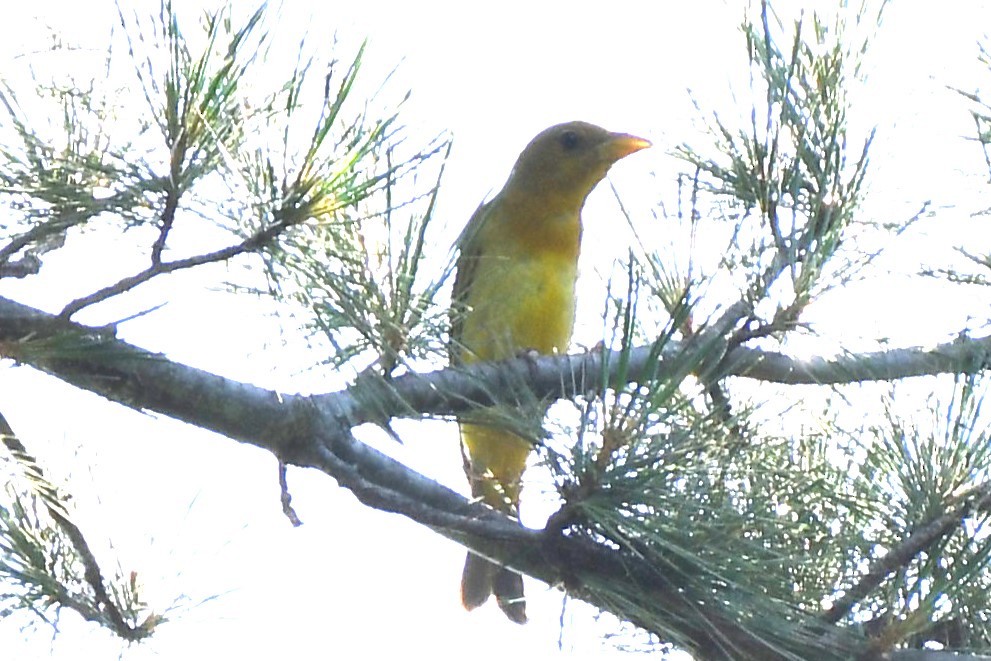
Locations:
500;193;583;259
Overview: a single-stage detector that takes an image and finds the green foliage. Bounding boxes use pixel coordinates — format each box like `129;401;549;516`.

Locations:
257;119;451;372
0;0;448;344
229;28;451;375
940;44;991;290
546;270;865;658
845;375;991;649
0;48;155;270
676;1;880;337
4;0;991;657
535;2;991;657
0;0;445;643
0;441;153;640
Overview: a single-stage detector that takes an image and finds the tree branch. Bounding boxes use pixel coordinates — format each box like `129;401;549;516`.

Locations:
0;295;989;658
823;482;991;625
728;337;991;384
0;413;149;640
1;295;989;447
58;217;295;319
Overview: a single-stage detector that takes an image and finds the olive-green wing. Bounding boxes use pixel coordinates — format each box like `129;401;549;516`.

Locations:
448;199;492;366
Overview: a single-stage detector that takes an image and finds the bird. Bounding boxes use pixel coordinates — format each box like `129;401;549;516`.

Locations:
449;121;650;623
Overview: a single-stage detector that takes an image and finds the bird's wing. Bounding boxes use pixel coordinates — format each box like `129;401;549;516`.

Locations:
448;199;493;365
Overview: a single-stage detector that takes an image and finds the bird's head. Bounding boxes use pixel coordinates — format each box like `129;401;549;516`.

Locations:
506;121;650;212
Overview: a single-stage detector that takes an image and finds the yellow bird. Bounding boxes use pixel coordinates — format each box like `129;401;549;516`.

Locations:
449;121;650;623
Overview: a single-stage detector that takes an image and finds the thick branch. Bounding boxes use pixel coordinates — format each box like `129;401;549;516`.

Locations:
1;294;990;442
728;339;991;384
346;334;991;425
0;295;988;658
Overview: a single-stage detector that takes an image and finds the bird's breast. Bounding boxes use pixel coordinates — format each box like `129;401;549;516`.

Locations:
459;247;578;363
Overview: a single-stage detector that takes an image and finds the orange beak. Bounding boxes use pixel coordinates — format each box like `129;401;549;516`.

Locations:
602;133;652;161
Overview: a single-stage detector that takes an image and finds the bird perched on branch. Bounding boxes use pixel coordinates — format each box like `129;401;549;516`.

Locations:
449;121;650;623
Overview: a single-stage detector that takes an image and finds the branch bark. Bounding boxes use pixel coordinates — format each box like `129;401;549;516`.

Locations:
0;294;988;659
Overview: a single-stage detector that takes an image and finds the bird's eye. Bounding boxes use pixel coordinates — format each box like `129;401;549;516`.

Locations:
559;130;580;151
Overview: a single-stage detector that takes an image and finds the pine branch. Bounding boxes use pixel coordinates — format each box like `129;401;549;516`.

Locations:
58;214;298;319
823;482;991;625
0;1;983;657
0;413;153;640
0;295;988;437
729;338;991;384
0;296;989;657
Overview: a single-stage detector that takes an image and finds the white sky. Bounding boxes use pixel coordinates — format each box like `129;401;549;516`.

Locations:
1;1;991;660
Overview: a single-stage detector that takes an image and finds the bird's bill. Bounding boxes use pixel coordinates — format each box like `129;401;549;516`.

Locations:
602;133;652;161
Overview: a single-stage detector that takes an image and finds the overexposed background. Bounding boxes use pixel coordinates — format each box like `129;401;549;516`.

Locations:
0;2;988;659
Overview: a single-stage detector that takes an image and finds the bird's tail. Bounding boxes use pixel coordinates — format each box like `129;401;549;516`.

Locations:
459;422;531;624
461;552;527;623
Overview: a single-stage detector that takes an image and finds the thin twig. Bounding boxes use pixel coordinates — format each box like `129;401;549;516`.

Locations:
150;182;180;265
0;413;146;640
821;482;991;624
59;217;294;318
278;460;302;527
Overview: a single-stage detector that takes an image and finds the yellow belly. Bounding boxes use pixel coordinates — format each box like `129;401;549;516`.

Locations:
457;248;577;509
458;251;577;363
